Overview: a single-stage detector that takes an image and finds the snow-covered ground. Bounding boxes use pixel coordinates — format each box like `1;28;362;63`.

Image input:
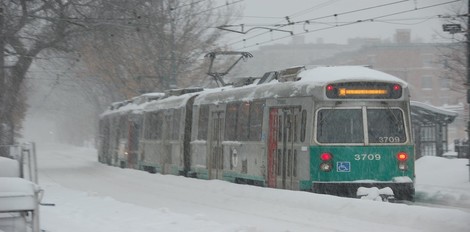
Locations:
35;143;470;232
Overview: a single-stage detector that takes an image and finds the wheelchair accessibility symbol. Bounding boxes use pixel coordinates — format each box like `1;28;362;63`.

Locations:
337;162;351;172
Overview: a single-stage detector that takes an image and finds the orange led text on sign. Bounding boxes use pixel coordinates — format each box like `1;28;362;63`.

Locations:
338;88;388;96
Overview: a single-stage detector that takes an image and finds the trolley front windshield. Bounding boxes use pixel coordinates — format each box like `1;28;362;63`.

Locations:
316;108;407;144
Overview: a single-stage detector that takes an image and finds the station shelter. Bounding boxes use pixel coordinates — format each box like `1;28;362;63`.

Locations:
410;101;458;159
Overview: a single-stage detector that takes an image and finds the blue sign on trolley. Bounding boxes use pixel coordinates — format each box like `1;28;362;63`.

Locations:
337;162;351;172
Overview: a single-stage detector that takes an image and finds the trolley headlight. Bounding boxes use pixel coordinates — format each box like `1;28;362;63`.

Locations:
320;162;332;172
398;162;408;171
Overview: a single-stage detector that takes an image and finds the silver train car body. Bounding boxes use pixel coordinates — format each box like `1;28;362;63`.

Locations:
189;77;317;189
98;66;413;193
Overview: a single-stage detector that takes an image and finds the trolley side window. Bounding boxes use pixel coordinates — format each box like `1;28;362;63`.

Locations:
129;118;140;149
248;100;264;141
143;114;151;139
237;102;250;141
317;109;363;143
225;103;239;140
119;115;128;139
144;111;163;140
300;110;307;142
367;109;406;143
111;117;120;142
171;109;181;140
197;105;209;140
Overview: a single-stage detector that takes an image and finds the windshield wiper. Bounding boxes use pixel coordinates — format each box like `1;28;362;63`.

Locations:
380;101;401;125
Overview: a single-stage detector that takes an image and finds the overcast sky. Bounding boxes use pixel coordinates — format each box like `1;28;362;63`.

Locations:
219;0;466;50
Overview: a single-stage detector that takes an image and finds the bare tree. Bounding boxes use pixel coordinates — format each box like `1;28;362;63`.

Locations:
58;0;239;145
26;1;239;146
0;0;108;155
0;0;240;150
437;2;468;95
78;0;237;100
439;43;466;94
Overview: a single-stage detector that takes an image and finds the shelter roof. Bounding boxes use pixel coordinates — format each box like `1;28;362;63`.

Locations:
410;101;458;125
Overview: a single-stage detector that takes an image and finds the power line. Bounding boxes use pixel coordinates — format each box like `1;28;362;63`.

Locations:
222;0;341;44
288;0;340;19
224;0;411;47
234;15;284;20
218;0;340;37
217;15;447;28
292;0;411;25
230;0;462;50
373;15;439;26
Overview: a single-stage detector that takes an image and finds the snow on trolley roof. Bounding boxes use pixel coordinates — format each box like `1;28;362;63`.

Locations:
297;66;407;86
101;66;409;114
194;66;408;104
99;92;166;118
144;92;200;112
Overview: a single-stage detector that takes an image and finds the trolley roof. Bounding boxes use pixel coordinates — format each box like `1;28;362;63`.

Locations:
100;66;409;115
297;66;407;86
194;66;408;104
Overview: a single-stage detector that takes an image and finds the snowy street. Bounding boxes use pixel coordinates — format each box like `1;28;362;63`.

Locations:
3;1;469;232
35;143;470;232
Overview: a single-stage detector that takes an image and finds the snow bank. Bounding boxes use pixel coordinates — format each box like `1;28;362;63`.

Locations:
0;177;40;211
0;157;20;177
415;156;470;208
34;144;470;232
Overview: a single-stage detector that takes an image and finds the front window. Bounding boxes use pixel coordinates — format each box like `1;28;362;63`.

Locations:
367;109;406;143
316;108;407;144
317;109;363;143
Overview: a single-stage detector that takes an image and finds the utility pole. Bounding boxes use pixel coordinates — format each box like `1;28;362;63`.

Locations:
443;1;470;180
169;7;177;89
467;0;470;181
0;7;4;115
0;7;6;157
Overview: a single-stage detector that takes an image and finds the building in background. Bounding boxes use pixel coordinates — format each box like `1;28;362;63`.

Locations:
236;36;363;77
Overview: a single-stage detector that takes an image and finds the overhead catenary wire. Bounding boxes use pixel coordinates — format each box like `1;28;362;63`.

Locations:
229;0;462;50
222;0;342;44
220;15;448;28
288;0;341;19
224;0;412;46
